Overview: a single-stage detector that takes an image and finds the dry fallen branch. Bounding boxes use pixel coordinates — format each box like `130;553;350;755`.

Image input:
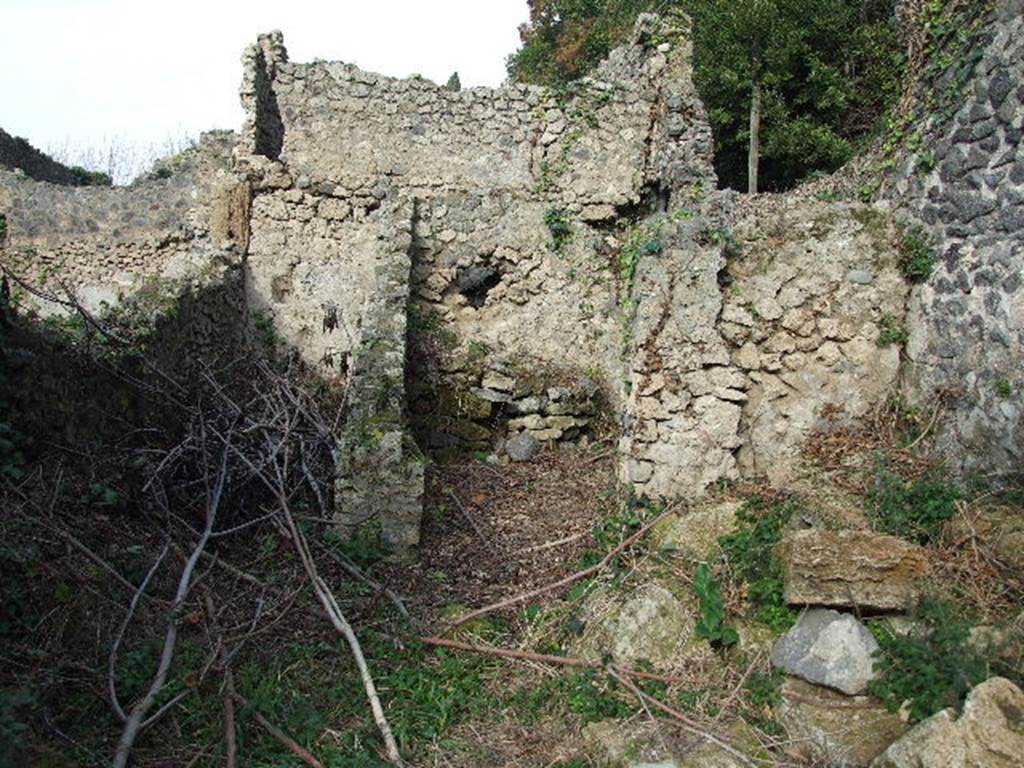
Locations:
608;667;762;767
226;439;404;766
203;591;238;768
445;504;677;631
111;438;230;768
419;636;691;685
109;543;169;723
233;693;325;768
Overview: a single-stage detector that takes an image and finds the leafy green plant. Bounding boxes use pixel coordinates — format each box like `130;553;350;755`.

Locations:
544;207;573;253
563;669;634;722
584;492;660;565
868;600;993;722
719;497;797;633
694;564;739;648
995;379;1013;398
509;668;632;724
867;461;960;543
877;315;909;347
897;226;937;283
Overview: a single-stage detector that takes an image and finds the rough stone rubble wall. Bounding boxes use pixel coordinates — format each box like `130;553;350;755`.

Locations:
4;8;1017;555
0;132;250;321
892;0;1023;478
237;16;718;549
333;201;424;553
621;199;908;498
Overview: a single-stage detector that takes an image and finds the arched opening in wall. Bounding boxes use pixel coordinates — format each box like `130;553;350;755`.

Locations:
455;265;501;308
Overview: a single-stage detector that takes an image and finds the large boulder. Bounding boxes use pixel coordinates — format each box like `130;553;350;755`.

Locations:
870;677;1024;768
575;583;700;667
777;678;909;767
771;609;879;695
777;529;928;611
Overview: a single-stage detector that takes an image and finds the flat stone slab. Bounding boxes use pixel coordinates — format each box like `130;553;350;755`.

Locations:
776;529;929;611
771;608;879;695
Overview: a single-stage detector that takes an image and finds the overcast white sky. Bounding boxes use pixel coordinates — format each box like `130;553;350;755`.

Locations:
1;0;529;171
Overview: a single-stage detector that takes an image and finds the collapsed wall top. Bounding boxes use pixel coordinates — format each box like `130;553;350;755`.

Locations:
235;14;717;212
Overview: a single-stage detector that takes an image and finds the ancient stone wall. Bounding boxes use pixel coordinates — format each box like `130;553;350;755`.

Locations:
620;197;909;498
239;15;715;383
890;0;1023;479
0;131;248;317
3;8;1017;556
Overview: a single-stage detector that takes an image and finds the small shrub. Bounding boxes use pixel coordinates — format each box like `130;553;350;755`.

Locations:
995;379;1013;398
897;226;937;283
69;165;113;187
694;563;739;648
877;315;909;347
868;600;992;722
544;207;573;253
867;461;960;543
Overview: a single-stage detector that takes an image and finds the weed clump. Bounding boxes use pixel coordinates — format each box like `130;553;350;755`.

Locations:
868;599;1004;723
877;315;909;347
867;461;960;543
897;225;936;283
719;497;798;633
544;207;573;253
694;563;739;648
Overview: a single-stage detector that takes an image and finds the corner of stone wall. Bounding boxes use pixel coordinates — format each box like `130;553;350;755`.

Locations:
334;198;425;559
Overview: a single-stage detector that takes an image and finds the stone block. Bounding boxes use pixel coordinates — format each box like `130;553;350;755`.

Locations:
777;530;929;611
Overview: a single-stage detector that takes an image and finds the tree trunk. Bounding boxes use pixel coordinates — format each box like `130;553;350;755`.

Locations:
748;71;762;195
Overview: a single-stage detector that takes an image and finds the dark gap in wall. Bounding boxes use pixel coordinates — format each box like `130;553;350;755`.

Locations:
456;265;501;308
253;54;284;160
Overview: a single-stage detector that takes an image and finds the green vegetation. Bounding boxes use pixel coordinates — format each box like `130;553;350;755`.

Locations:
586;492;661;562
69;165;113;187
0;213;7;242
995;379;1013;398
719;496;797;633
897;225;937;283
877;314;909;347
544;206;574;253
510;668;633;723
508;0;906;191
232;640;501;764
867;460;960;543
867;599;1007;723
694;563;739;648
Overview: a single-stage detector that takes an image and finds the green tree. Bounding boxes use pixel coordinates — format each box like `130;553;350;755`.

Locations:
507;0;904;192
507;0;652;86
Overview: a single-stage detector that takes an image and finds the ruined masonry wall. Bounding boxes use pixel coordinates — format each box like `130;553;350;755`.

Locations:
241;18;716;388
621;199;909;499
892;0;1024;478
0;132;250;317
